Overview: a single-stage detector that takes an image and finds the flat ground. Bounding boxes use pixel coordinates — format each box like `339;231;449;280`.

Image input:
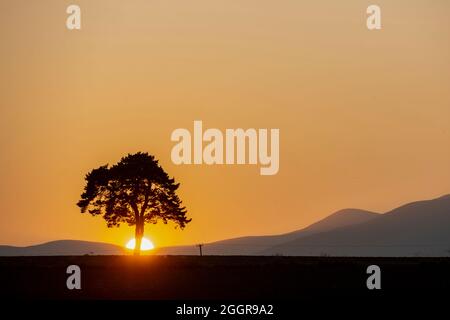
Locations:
0;256;449;299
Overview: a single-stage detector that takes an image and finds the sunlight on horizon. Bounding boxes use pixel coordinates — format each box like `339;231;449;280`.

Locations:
126;238;154;251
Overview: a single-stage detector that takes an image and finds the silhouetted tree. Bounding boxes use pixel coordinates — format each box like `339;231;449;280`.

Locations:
77;152;191;255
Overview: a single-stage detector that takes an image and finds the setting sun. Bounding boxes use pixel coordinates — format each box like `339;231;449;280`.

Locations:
126;238;154;251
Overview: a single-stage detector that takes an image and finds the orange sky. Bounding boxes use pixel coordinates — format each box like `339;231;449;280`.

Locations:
1;0;449;248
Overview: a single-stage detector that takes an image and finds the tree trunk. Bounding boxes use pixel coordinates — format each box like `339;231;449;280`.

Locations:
134;220;144;256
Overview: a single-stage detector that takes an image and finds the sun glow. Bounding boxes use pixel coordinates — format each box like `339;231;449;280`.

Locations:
126;238;154;251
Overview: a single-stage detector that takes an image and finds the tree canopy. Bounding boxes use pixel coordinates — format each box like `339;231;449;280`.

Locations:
77;152;191;255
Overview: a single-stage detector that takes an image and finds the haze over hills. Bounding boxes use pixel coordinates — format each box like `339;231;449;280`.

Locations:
1;195;449;257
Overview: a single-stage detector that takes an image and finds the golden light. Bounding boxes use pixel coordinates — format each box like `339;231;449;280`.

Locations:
126;237;154;251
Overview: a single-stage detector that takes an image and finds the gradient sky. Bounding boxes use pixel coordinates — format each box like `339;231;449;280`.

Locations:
1;0;449;248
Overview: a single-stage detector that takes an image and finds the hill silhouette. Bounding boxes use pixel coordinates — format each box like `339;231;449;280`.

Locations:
0;240;125;256
1;194;449;257
155;209;379;255
262;194;450;256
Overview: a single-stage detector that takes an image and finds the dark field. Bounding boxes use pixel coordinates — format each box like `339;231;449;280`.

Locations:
1;256;449;299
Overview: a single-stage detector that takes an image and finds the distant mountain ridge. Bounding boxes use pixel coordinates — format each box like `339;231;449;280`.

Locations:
154;208;379;255
0;240;125;256
261;194;450;256
1;194;449;257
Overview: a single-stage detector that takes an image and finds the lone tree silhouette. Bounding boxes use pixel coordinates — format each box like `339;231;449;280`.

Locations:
77;152;191;255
